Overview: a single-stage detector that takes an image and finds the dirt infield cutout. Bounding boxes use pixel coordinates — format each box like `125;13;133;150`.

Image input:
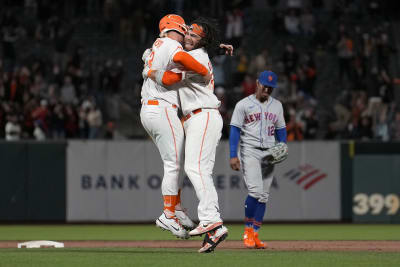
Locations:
1;241;400;251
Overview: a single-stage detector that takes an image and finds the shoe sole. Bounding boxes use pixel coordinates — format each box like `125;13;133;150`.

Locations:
189;222;223;236
155;219;189;239
199;232;228;253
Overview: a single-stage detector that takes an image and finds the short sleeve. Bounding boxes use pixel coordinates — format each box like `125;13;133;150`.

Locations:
230;101;246;129
275;102;286;129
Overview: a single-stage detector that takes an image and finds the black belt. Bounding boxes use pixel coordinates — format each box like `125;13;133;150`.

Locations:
256;147;269;151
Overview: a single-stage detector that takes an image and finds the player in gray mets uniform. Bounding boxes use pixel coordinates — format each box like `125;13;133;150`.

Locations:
229;70;287;249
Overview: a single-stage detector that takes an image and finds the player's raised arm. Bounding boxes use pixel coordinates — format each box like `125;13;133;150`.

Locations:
172;51;211;82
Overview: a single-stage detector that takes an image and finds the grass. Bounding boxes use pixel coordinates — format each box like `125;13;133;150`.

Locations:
0;224;399;267
0;248;399;267
0;224;399;241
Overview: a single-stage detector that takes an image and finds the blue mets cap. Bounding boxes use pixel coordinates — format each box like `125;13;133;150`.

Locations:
258;70;277;88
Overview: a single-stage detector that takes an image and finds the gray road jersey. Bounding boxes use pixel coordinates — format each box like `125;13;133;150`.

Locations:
230;94;286;149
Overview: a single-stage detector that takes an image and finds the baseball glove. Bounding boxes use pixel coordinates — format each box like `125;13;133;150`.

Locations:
263;142;288;165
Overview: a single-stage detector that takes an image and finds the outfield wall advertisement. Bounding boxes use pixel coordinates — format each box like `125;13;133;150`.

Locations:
67;141;341;222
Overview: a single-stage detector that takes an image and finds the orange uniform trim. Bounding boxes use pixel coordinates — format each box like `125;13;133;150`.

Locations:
162;71;183;86
165;107;179;166
173;51;208;76
144;100;177;109
183;108;202;122
198;112;210;190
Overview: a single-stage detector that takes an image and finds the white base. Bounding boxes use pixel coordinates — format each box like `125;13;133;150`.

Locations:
17;240;64;248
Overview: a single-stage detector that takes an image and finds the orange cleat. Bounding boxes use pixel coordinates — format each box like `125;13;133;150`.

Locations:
254;232;267;249
243;227;255;248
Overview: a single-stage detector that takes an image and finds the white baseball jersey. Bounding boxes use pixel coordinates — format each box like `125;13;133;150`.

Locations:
179;48;220;115
141;37;184;106
179;47;223;224
230;94;285;149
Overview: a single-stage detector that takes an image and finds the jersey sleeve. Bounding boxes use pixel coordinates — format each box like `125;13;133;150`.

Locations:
162;71;183;85
173;51;208;76
275;102;286;129
230;101;246;129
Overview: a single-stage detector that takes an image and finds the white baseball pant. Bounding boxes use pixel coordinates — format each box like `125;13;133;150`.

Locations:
183;109;223;224
239;146;274;203
140;101;184;195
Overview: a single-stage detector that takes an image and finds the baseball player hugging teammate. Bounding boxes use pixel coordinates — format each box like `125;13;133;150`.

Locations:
140;14;213;240
229;70;289;249
142;15;233;253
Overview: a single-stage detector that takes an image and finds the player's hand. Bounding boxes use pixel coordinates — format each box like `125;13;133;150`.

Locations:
142;65;151;80
142;48;152;63
219;44;234;56
230;157;240;171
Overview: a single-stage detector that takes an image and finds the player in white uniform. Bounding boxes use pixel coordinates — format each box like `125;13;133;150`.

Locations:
140;14;212;239
229;70;287;249
145;18;230;253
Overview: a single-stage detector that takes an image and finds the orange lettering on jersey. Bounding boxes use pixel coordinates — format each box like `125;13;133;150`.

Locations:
148;51;155;68
154;39;164;48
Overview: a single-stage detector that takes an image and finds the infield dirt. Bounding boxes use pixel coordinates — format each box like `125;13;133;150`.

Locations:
1;240;399;251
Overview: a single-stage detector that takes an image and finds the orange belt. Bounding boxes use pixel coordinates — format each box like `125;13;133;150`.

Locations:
144;100;177;109
183;108;202;121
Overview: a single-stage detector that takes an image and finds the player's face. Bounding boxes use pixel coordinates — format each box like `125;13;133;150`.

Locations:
256;80;273;102
184;30;201;51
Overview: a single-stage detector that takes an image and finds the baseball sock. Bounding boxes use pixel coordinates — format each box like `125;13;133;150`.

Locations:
163;195;178;218
253;201;266;232
175;189;182;210
245;195;258;227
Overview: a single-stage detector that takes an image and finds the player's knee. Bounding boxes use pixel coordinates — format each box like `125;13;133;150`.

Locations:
184;163;197;177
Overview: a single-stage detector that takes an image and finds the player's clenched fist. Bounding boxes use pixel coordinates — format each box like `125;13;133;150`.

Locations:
230;157;241;171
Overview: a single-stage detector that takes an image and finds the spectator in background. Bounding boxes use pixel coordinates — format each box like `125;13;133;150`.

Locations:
87;102;102;139
64;104;79;138
225;9;243;49
301;107;318;139
390;111;400;140
234;51;249;84
60;75;76;104
282;43;299;80
284;9;300;35
374;108;389;141
300;9;315;36
31;99;50;136
337;32;354;87
5;113;21;141
249;49;273;77
286;111;304;141
51;102;66;139
212;55;226;87
105;121;115;139
33;120;46;140
376;32;396;72
359;116;374;140
241;74;256;97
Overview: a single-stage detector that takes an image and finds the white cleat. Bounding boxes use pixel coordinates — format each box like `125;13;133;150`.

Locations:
198;225;228;253
189;221;223;236
175;209;195;230
156;212;189;239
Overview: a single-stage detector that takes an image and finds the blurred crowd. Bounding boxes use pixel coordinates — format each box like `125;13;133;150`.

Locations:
1;0;399;141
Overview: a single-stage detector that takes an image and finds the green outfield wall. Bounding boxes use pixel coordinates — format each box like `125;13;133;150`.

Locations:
0;142;66;221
